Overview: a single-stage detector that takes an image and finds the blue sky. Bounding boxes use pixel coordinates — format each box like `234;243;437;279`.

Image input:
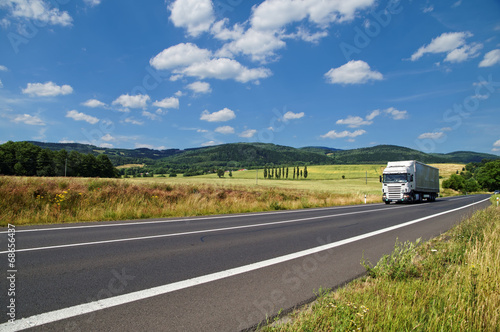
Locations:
0;0;499;155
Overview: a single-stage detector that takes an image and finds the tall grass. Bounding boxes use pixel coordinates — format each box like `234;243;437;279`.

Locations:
262;205;500;331
0;176;380;226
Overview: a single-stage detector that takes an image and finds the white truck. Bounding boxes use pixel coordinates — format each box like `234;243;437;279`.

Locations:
381;160;439;204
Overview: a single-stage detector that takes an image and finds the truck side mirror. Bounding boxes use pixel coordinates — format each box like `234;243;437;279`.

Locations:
410;175;414;182
379;175;382;183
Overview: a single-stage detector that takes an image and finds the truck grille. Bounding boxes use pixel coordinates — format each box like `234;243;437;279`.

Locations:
388;185;402;200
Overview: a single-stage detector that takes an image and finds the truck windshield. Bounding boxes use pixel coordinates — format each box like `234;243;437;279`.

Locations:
383;173;408;183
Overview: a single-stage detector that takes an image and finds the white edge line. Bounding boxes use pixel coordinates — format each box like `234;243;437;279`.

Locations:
0;204;385;234
0;197;489;331
0;206;407;254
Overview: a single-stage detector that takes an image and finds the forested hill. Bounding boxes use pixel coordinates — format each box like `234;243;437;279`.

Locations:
17;141;500;167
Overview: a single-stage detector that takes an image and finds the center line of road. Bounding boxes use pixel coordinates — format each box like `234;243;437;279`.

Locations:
0;205;409;254
1;197;489;332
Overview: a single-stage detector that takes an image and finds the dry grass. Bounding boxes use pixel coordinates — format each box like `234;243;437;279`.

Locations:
0;176;380;226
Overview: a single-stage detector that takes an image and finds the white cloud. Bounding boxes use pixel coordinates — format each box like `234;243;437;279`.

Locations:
200;108;236;122
186;81;212;94
444;43;482;63
494;139;500;147
112;94;150;109
99;143;113;148
325;60;383;85
418;132;445;140
150;43;270;83
239;129;257;138
66;110;99;124
124;117;144;125
215;0;374;62
0;65;7;71
82;99;106;108
153;97;179;109
12;113;45;126
150;43;211;70
283;111;305;121
168;0;215;37
366;109;380;121
336;116;372;128
214;126;235;134
84;0;101;7
201;140;218;146
59;139;75;143
101;134;115;142
0;79;3;88
142;111;160;121
479;49;500;67
384;107;408;120
22;81;73;97
179;58;271;83
493;140;500;152
321;129;366;139
410;31;477;62
0;0;72;26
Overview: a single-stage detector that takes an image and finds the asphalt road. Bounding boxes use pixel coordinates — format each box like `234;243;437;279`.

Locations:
0;194;491;331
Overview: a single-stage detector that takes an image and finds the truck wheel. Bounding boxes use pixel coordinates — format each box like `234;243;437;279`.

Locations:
385;201;390;204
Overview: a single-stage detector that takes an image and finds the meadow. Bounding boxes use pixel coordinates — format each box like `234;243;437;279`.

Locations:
0;164;465;226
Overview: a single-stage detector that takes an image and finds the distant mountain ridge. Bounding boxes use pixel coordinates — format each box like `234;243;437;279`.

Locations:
24;141;499;167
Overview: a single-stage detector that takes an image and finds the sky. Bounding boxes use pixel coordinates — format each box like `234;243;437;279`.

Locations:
0;0;499;155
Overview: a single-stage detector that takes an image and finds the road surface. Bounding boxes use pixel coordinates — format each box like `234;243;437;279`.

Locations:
0;194;491;331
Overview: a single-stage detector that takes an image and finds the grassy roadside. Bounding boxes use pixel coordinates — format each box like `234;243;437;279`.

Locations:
0;176;381;226
261;199;500;331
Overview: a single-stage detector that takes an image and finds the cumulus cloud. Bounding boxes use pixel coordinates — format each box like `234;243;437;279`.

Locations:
479;49;500;67
180;58;271;83
112;94;150;109
200;108;236;122
142;110;160;121
492;139;500;152
0;0;72;26
384;107;408;120
336;116;372;128
283;111;305;121
214;126;235;134
150;43;211;70
0;65;7;71
84;0;101;7
410;31;481;63
153;97;179;109
150;43;271;83
239;129;257;138
12;113;45;126
321;129;366;139
215;0;374;62
169;0;215;37
186;81;212;94
124;117;144;125
82;99;106;108
22;81;73;97
325;60;383;85
66;110;99;124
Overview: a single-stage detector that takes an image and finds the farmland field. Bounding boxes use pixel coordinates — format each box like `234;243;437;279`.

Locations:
0;164;465;226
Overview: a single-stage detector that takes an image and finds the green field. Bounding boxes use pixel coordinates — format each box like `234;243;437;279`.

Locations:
129;164;465;196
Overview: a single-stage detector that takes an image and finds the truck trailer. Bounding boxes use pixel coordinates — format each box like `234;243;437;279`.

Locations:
381;160;439;204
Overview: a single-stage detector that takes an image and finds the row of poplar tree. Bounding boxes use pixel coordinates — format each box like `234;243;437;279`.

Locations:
263;166;308;179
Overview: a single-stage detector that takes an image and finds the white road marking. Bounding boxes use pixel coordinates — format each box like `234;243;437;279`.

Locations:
0;203;385;234
0;197;489;331
0;205;408;254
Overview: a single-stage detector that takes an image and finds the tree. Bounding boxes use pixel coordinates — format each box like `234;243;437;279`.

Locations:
217;169;225;178
293;167;296;179
476;160;500;191
304;165;308;179
264;168;268;179
229;170;233;177
36;149;55;176
286;167;289;179
442;174;465;192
